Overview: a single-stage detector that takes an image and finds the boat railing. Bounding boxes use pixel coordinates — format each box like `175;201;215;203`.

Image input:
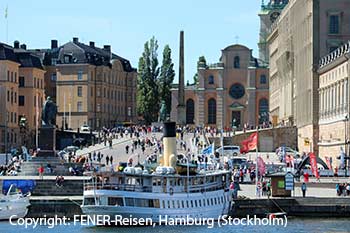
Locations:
84;183;153;192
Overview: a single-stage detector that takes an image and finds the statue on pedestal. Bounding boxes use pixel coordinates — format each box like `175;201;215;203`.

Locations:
159;100;168;123
42;96;57;127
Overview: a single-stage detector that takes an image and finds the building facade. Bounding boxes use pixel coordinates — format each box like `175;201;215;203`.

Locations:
267;0;350;154
40;38;138;130
0;42;45;152
171;44;269;130
258;0;289;63
318;41;350;165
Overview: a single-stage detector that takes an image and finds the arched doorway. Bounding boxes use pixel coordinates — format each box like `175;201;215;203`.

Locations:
186;99;195;124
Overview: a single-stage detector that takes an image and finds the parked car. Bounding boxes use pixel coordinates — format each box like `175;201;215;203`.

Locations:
216;145;240;157
80;124;91;132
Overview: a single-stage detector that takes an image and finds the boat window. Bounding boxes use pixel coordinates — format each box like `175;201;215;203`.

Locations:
162;200;165;208
84;197;95;205
221;196;224;203
203;199;205;207
154;199;160;208
181;200;184;208
195;200;198;207
177;200;180;208
172;200;175;208
125;198;135;206
199;200;202;207
211;198;214;206
207;198;210;206
191;200;194;208
108;197;124;206
168;201;171;208
186;200;189;208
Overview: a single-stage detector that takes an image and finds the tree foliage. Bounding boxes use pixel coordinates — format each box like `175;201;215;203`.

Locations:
137;37;160;124
159;45;175;115
137;38;175;124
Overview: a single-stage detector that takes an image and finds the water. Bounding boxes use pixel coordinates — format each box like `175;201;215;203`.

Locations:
0;218;349;233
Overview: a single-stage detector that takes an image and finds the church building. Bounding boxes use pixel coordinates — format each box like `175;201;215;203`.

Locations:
171;44;269;130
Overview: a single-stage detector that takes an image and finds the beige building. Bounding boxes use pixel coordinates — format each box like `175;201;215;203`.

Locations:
267;0;350;154
46;38;138;130
0;42;45;152
171;44;269;130
318;42;350;165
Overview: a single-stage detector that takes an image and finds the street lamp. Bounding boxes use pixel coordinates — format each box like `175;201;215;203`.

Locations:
345;115;349;176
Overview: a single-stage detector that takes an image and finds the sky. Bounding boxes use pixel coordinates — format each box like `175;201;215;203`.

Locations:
0;0;262;83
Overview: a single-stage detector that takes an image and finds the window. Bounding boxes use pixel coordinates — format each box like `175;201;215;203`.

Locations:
19;76;25;87
51;58;57;65
77;101;83;112
77;71;83;80
18;96;25;106
329;46;338;53
7;71;10;81
208;75;214;84
229;83;245;99
34;77;36;88
77;86;82;97
91;87;93;97
64;55;70;63
259;98;269;124
14;73;17;83
260;74;267;84
208;98;216;124
329;15;340;34
7;91;9;102
14;92;17;103
108;197;124;206
234;56;240;68
34;96;36;107
51;73;57;81
97;104;101;112
97;88;101;97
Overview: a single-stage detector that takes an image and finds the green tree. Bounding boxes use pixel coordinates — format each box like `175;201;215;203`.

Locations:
137;37;160;124
159;45;175;115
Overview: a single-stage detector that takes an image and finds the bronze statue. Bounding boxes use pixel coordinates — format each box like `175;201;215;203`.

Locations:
42;96;57;127
159;100;168;122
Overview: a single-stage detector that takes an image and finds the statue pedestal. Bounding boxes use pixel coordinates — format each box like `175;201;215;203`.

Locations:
38;126;56;157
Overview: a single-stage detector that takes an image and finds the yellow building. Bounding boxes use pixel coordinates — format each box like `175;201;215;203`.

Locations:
43;38;138;130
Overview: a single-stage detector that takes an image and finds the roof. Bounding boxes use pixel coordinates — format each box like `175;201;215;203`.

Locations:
0;43;18;63
41;40;136;72
222;44;250;51
16;52;44;70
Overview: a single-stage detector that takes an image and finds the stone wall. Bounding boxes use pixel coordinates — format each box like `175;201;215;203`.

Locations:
208;126;297;152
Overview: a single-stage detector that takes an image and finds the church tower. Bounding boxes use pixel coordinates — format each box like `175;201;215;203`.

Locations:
258;0;289;63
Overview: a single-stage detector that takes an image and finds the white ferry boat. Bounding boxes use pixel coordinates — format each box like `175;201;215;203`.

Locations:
81;122;232;223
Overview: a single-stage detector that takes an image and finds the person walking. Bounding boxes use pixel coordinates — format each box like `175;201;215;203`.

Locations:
38;164;44;180
110;156;113;165
106;155;110;166
301;182;307;197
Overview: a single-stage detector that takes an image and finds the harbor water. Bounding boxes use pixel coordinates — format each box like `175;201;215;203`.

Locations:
0;218;349;233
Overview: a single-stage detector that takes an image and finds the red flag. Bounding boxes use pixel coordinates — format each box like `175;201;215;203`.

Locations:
309;152;320;179
241;132;258;153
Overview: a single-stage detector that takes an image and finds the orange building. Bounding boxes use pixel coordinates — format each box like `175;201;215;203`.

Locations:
171;44;269;130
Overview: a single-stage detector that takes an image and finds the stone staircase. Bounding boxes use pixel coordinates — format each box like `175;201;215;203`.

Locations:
19;156;77;176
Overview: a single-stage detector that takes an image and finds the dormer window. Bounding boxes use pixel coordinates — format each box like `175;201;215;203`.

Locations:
64;55;70;63
208;75;214;84
234;56;240;69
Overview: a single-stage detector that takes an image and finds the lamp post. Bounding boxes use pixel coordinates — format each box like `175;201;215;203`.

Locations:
345;115;349;176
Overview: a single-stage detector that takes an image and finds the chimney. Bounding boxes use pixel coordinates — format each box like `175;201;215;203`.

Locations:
51;39;58;49
103;45;111;52
20;44;27;50
89;41;95;48
73;37;79;43
13;41;20;49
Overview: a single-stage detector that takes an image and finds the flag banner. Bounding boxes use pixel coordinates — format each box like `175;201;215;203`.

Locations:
325;156;332;170
240;132;258;153
309;152;320;179
257;156;266;175
202;144;214;155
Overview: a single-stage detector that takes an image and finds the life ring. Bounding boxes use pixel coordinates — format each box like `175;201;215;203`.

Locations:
169;187;174;195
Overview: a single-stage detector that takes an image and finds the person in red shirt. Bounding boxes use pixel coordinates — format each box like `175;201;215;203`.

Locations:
303;170;309;183
38;165;44;180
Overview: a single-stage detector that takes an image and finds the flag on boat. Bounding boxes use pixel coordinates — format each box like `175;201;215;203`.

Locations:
309;152;320;179
240;132;258;153
202;143;214;155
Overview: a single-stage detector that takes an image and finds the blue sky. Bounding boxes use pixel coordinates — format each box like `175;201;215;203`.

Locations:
0;0;261;83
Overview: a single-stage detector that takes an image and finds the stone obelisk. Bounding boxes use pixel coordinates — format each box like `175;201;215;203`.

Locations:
177;31;186;125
